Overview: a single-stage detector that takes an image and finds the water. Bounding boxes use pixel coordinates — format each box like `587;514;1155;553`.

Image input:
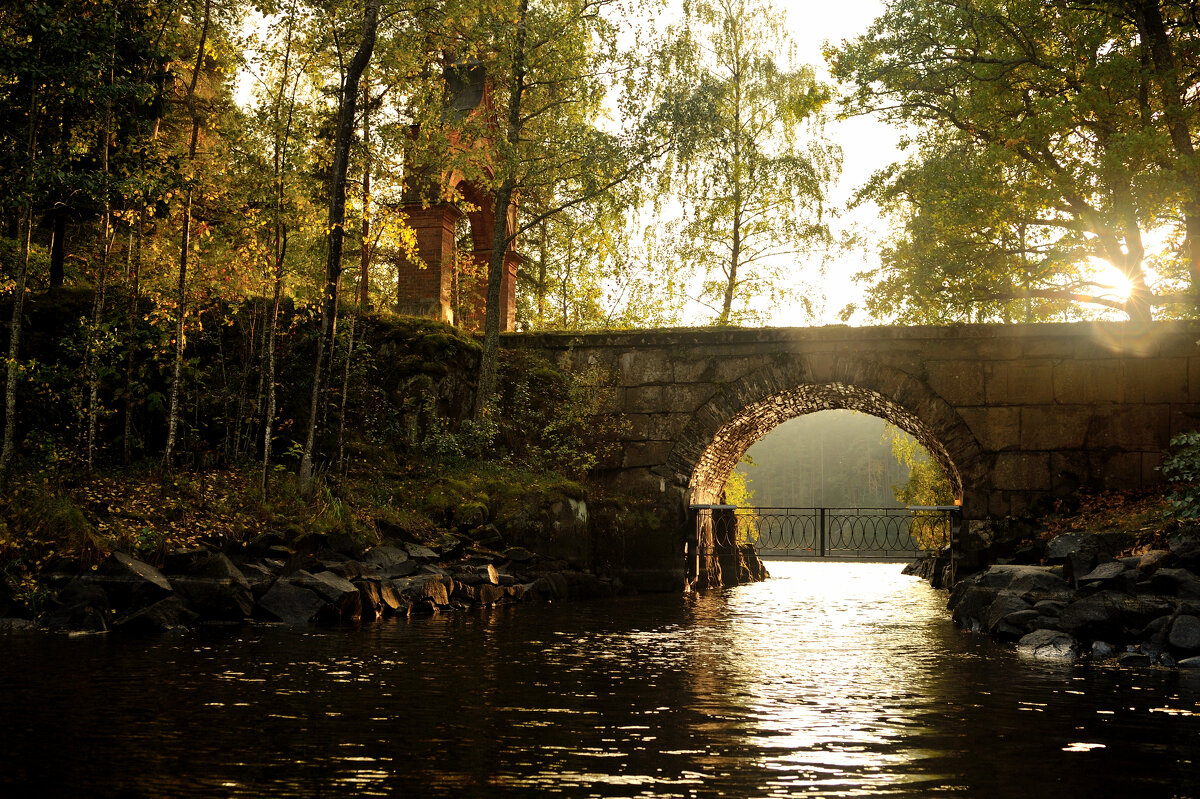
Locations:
2;561;1199;797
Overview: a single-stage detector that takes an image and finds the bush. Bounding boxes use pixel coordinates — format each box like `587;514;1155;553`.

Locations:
1161;431;1200;521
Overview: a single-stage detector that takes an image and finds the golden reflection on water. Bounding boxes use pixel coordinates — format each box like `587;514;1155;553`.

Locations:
684;561;952;792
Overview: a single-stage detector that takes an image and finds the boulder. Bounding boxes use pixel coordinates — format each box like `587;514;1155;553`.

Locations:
1137;550;1173;574
390;575;450;607
1078;561;1130;586
289;570;361;619
1169;614;1200;652
403;542;439;560
1118;652;1152;667
985;594;1033;633
949;585;999;632
92;552;173;611
40;579;110;632
1178;656;1200;669
168;553;254;620
238;563;278;599
378;580;407;614
257;580;325;624
112;596;197;634
1169;530;1200;567
1017;629;1081;661
1091;640;1117;659
354;579;384;619
363;546;409;570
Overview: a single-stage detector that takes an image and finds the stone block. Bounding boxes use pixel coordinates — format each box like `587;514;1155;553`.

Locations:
1142;451;1164;487
985;362;1055;405
662;383;717;413
1085;405;1170;450
1090;451;1146;489
1123;358;1189;403
619;349;673;386
1049;451;1090;493
1020;406;1090;450
925;360;986;405
993;452;1051;491
624;385;664;413
958;407;1021;451
621;440;674;469
1053;360;1122;404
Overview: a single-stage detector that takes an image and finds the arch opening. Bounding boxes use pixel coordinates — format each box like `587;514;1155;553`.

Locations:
688;382;964;507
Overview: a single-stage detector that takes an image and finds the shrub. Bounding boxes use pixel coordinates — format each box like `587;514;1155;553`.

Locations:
1161;431;1200;521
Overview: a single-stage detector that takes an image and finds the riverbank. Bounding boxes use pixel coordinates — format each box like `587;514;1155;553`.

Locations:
935;490;1200;668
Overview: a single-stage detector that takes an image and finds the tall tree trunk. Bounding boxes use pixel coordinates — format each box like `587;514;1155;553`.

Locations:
124;217;142;464
474;0;528;420
358;72;372;309
164;0;212;469
0;78;39;485
298;0;380;494
86;12;116;473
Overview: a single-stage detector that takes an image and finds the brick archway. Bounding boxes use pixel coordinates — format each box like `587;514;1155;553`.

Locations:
668;356;988;507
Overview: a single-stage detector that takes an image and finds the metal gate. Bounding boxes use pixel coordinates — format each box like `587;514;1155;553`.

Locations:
692;505;959;561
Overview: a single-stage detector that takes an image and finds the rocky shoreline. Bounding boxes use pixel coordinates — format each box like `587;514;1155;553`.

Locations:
942;530;1200;667
0;531;632;635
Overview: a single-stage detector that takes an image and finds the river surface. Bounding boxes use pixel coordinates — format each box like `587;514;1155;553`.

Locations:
2;561;1199;798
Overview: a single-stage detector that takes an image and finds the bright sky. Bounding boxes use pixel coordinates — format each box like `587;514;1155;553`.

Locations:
777;0;898;327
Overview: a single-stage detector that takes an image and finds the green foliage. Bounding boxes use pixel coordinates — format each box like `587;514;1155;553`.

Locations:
659;0;838;324
1161;431;1200;521
830;0;1200;322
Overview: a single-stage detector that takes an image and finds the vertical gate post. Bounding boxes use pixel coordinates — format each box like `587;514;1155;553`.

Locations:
819;507;826;558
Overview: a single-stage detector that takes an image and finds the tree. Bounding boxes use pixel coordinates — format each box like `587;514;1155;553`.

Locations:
297;0;380;495
663;0;838;325
831;0;1200;321
447;0;671;417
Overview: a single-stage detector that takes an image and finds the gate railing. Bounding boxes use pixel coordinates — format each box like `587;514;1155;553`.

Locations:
691;505;959;561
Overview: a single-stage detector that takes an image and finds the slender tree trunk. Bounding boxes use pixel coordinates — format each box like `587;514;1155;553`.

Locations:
474;0;528;419
86;16;116;473
164;0;212;469
299;0;379;494
1;78;39;485
124;217;142;464
358;73;371;309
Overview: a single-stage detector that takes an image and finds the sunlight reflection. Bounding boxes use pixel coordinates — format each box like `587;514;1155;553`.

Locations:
691;561;951;791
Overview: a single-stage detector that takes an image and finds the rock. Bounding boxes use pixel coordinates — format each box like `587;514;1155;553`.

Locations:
1158;651;1178;668
1058;595;1116;636
1178;656;1200;669
1137;550;1173;573
974;565;1070;597
289;571;361;619
390;576;450;607
504;546;535;563
1091;640;1117;659
92;552;174;611
1078;561;1129;585
985;594;1033;633
378;581;406;614
257;580;325;624
363;546;409;570
1034;600;1066;617
1118;652;1152;667
381;560;420;579
1169;531;1200;567
238;563;278;599
1003;609;1042;629
403;542;439;560
1017;629;1081;661
1169;615;1200;652
112;596;197;634
40;579;110;632
168;553;254;620
1150;567;1195;593
950;585;999;632
354;579;384;619
0;618;37;631
162;547;211;574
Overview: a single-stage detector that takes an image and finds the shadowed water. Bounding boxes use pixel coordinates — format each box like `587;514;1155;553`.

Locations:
2;561;1198;797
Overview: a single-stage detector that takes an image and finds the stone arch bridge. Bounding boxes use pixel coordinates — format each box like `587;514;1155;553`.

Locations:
503;322;1200;589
